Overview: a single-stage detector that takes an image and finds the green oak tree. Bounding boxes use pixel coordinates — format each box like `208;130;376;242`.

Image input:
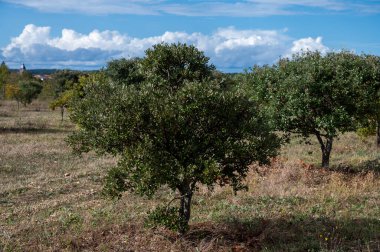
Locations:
0;61;10;99
13;80;43;108
245;51;369;168
49;89;74;121
49;70;82;120
68;43;281;233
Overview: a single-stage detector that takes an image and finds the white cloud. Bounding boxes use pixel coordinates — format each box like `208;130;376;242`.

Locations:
5;24;51;53
2;24;329;70
50;29;128;51
3;0;379;16
288;37;329;56
213;28;285;53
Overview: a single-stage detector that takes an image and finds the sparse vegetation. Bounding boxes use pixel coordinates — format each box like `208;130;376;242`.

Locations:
1;47;380;251
0;61;10;99
1;100;379;251
48;70;82;121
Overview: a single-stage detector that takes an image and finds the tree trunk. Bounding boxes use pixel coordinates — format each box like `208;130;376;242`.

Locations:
321;139;332;168
316;133;333;168
377;120;380;148
178;187;193;234
60;106;64;122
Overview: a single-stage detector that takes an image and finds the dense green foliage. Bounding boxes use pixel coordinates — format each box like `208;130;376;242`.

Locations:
49;70;82;120
141;43;216;90
2;67;40;106
68;43;281;233
0;62;10;99
245;51;378;167
50;70;81;99
354;55;380;144
105;58;145;84
14;80;43;107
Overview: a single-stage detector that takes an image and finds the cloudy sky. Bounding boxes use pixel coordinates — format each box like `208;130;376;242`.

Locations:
0;0;379;72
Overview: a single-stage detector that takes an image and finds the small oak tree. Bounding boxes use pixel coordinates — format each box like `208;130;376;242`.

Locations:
49;89;74;121
68;43;281;233
50;70;81;120
246;51;368;168
11;80;43;109
0;61;10;99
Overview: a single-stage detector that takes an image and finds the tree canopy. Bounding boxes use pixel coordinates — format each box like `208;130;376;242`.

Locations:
245;51;373;167
13;80;43;107
49;70;83;120
354;55;380;145
68;43;281;233
105;58;145;84
141;43;216;90
0;61;10;99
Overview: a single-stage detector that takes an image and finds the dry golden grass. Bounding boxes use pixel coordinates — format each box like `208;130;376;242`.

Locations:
0;100;379;251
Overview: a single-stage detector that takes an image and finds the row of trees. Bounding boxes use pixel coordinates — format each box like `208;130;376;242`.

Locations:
64;43;380;233
0;62;85;114
1;45;379;233
0;62;43;109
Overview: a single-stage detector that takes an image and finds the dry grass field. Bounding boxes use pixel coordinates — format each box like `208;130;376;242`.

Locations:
1;100;379;251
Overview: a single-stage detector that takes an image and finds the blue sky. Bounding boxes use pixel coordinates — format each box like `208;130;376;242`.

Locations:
0;0;379;72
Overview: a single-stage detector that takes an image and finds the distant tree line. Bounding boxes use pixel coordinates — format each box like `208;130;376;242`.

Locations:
0;62;43;109
0;62;86;116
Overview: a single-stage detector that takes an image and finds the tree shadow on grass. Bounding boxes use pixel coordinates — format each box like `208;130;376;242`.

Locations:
330;158;380;174
50;215;380;251
183;216;380;251
0;127;71;134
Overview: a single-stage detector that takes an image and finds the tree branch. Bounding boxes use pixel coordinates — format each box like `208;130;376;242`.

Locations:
165;191;192;212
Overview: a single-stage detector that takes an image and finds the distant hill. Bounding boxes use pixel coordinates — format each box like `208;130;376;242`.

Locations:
9;69;98;75
29;69;59;75
10;69;58;75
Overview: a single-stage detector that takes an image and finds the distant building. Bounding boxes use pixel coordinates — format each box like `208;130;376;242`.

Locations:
33;74;52;81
